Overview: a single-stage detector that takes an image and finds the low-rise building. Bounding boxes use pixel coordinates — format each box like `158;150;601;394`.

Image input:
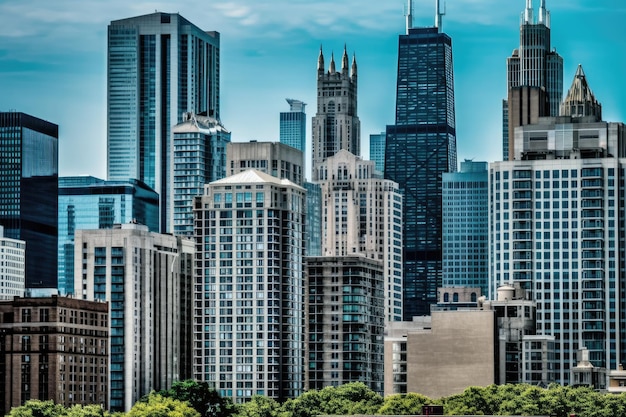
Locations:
0;296;109;414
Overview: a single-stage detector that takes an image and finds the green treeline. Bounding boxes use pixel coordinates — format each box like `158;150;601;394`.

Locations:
7;381;626;417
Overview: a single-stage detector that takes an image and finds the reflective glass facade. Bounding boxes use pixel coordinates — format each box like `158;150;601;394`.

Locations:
280;99;306;159
58;176;159;295
172;113;229;236
385;27;457;319
369;132;386;174
0;112;58;290
442;161;488;295
107;12;220;232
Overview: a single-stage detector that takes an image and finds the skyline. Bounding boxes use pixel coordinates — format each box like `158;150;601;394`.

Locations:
0;0;625;179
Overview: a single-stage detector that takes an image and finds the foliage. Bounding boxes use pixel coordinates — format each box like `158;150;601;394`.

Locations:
7;400;69;417
159;380;236;417
235;396;286;417
377;393;433;415
127;393;199;417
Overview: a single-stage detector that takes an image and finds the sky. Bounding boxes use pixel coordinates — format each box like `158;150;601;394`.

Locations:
0;0;624;179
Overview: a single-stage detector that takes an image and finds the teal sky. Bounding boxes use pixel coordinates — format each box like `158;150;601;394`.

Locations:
0;0;624;178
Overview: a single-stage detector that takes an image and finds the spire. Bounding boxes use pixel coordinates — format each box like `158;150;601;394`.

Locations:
341;44;349;74
329;52;336;74
317;45;324;72
405;0;413;34
435;0;441;31
524;0;533;23
351;53;357;78
560;64;602;120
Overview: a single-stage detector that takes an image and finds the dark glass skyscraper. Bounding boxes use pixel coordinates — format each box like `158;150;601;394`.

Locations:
107;12;220;232
385;9;457;319
0;112;58;290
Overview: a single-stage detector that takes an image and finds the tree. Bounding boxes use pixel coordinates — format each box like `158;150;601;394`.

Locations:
7;400;68;417
127;393;200;417
159;380;235;417
378;393;432;415
234;396;285;417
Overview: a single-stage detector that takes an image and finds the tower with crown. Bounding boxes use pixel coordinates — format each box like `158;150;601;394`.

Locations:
311;45;360;180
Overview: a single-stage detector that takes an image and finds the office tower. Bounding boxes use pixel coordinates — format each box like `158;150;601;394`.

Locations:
0;112;58;291
227;141;304;186
0;226;25;300
58;176;159;296
75;223;194;411
0;296;109;414
280;99;306;155
172;112;229;236
107;12;220;232
193;170;306;403
304;181;322;256
314;150;403;322
385;1;457;319
490;67;625;384
504;0;563;160
369;132;386;174
312;46;359;180
442;160;489;295
306;256;385;394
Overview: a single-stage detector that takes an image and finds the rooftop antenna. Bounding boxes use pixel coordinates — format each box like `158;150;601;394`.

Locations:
435;0;445;31
539;0;549;26
405;0;413;34
524;0;533;23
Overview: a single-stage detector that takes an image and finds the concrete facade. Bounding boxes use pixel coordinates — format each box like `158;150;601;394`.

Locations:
404;309;496;399
314;150;403;322
306;256;385;394
0;226;25;300
74;223;194;411
312;46;359;180
192;170;306;403
227;141;304;186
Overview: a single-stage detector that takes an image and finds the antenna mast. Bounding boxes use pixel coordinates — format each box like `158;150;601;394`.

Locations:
405;0;413;34
435;0;446;31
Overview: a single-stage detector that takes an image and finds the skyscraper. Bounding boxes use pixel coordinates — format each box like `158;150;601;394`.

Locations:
385;1;457;319
490;67;625;384
107;12;220;232
314;150;403;323
76;223;194;411
193;170;306;403
504;0;563;160
442;160;489;296
312;46;359;180
58;176;159;295
280;99;306;156
171;112;229;236
0;111;58;290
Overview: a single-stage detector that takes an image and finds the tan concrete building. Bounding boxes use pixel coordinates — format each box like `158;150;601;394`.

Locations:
384;309;496;399
226;141;304;186
0;296;109;414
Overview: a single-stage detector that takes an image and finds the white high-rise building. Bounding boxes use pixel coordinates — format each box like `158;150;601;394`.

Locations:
314;150;403;322
192;170;306;403
0;226;25;300
74;223;194;411
490;66;626;385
